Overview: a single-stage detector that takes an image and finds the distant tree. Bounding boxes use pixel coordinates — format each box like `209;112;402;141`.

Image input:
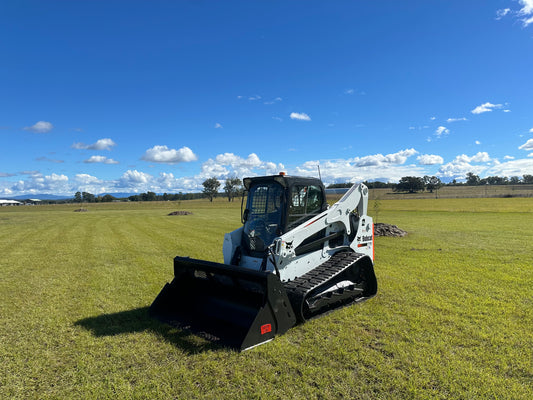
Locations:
523;174;533;184
74;191;82;203
466;172;480;186
485;176;508;185
141;191;157;201
362;180;391;189
224;177;242;202
101;194;116;202
82;192;95;203
423;176;442;193
202;177;221;202
327;183;353;189
509;176;521;184
394;176;425;193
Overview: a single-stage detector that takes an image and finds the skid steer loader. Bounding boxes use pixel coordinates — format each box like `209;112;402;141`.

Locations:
150;173;377;350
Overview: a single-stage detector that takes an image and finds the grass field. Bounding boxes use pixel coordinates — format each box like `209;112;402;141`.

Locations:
1;198;532;399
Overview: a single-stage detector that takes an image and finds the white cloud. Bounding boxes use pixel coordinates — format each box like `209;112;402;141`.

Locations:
344;89;355;95
248;95;262;101
10;173;69;194
417;154;444;165
430;116;436;121
84;156;119;164
72;138;116;151
272;116;283;122
75;174;102;185
519;0;533;25
141;145;198;164
446;117;467;123
475;140;481;145
119;170;152;186
351;148;418;167
519;138;533;151
36;156;64;163
294;149;422;184
529;127;533;133
24;121;53;133
485;157;533;177
435;126;450;137
290;112;311;121
504;155;515;160
471;102;502;114
438;152;492;178
199;152;284;180
214;123;223;129
264;97;283;104
496;8;511;19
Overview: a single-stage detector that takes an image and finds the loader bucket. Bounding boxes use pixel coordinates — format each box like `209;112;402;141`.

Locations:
149;256;297;351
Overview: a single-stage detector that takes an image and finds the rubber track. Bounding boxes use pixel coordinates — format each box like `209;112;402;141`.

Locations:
283;251;370;322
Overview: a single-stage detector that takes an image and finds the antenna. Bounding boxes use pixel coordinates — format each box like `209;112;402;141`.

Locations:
317;164;322;181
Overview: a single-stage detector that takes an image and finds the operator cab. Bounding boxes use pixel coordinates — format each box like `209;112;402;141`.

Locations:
241;174;327;258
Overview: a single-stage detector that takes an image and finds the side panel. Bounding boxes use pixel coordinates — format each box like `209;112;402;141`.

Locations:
223;227;243;265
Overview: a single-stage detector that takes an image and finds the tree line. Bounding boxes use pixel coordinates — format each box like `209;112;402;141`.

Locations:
328;173;533;194
68;172;533;203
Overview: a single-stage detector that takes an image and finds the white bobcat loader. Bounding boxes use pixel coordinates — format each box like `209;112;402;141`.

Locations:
150;173;377;350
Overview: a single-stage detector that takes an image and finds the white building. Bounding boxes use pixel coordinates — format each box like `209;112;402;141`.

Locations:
0;199;22;206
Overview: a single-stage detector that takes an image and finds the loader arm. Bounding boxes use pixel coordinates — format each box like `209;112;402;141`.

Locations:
271;183;372;279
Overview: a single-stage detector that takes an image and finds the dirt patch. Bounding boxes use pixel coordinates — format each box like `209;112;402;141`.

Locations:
168;211;193;216
374;223;407;237
74;208;88;212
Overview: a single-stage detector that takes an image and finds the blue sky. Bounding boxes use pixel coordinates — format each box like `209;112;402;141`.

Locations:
1;0;533;196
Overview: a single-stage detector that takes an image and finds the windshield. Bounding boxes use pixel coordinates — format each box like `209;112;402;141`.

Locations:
242;182;284;254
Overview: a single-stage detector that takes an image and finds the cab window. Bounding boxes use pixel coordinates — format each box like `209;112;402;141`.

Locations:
287;185;323;230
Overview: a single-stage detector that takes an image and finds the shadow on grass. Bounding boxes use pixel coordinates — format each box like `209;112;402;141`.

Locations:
74;307;227;354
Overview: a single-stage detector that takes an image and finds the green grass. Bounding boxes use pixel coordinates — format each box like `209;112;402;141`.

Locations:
1;198;532;399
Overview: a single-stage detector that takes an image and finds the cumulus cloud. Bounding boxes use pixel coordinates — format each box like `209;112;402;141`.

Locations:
351;148;418;167
72;138;116;151
214;123;223;129
84;156;119;164
475;140;481;145
24;121;53;133
529;127;533;133
293;149;422;184
417;154;444;165
519;138;533;151
435;126;450;137
0;172;16;177
9;172;69;195
141;145;198;164
471;102;502;114
198;152;284;180
290;112;311;121
118;170;153;190
438;152;492;178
